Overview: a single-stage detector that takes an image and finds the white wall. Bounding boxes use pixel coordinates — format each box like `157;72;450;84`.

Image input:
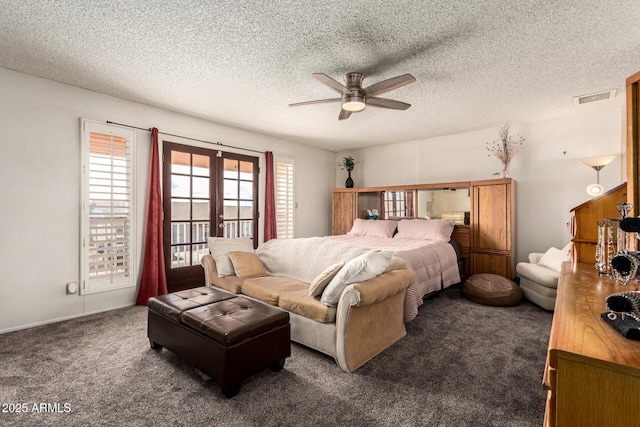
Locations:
337;108;625;265
0;68;335;332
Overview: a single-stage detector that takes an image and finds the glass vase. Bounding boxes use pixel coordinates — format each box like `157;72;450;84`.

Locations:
500;162;510;178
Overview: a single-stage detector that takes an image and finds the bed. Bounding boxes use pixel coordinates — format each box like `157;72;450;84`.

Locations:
328;218;462;322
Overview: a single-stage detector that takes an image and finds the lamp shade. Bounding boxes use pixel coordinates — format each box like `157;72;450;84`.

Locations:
580;155;616;168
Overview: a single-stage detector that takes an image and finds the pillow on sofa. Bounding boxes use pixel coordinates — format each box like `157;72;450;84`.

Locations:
228;251;267;279
208;237;254;277
538;247;569;272
309;261;345;297
394;218;455;242
320;250;393;306
348;218;397;238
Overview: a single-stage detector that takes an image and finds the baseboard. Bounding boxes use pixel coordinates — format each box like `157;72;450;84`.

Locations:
0;303;137;334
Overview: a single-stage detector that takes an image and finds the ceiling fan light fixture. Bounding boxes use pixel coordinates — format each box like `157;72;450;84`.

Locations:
341;94;366;112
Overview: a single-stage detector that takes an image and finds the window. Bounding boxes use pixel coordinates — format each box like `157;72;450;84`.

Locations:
81;120;135;294
275;156;294;238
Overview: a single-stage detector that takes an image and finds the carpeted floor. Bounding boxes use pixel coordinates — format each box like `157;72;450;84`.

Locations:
0;286;552;427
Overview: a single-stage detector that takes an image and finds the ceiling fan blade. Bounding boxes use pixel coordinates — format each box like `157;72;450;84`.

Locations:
362;74;416;97
289;98;341;107
366;97;412;110
313;73;353;95
338;109;352;120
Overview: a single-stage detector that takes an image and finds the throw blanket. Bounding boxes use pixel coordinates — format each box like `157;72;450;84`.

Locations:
257;237;371;284
327;235;460;321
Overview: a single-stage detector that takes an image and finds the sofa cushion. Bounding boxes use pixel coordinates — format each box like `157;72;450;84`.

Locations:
208;237;254;277
228;251;267;279
210;273;244;294
321;250;393;306
516;262;560;288
309;262;345;297
278;291;337;323
241;276;309;306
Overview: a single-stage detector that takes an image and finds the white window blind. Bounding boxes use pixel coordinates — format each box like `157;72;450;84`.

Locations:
81;120;135;294
275;157;294;239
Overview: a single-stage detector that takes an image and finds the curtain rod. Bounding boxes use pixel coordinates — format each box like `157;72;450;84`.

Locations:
106;120;265;155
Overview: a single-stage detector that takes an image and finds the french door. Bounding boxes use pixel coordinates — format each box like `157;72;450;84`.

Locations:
162;141;258;291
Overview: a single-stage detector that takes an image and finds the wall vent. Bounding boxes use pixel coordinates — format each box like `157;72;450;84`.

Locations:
574;89;617;105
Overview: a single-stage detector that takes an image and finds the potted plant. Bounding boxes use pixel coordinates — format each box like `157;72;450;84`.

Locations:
338;155;358;188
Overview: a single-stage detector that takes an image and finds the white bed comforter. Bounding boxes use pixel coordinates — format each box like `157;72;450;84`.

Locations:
327;235;461;322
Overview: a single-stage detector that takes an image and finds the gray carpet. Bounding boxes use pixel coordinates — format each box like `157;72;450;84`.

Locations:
0;286;552;427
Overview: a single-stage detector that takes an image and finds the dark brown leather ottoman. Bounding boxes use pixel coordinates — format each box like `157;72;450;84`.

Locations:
462;273;523;307
147;287;290;398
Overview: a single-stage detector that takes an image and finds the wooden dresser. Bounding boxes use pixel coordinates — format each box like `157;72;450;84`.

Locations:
544;262;640;427
569;183;628;264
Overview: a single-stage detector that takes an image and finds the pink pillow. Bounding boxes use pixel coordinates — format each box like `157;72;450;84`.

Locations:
394;219;455;242
347;219;397;238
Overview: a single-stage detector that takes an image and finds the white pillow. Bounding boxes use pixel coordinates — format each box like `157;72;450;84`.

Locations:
538;247;570;272
207;237;254;277
394;218;455;242
320;250;393;306
347;219;397;238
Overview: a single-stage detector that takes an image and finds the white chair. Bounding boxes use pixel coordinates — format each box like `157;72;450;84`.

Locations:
516;245;570;311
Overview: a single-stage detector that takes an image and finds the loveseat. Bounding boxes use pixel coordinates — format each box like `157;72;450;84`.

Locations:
201;237;415;372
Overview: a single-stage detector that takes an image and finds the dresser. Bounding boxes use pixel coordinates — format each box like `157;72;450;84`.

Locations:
544;262;640;427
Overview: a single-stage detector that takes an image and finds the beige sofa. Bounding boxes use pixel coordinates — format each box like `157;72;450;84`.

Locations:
201;239;414;372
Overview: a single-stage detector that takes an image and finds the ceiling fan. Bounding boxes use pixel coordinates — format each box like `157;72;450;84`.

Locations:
289;72;416;120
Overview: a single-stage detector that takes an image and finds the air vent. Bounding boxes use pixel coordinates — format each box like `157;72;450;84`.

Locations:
574;89;617;105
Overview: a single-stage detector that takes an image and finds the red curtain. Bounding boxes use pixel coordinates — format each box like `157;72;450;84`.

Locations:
136;128;168;305
264;151;277;242
379;191;386;219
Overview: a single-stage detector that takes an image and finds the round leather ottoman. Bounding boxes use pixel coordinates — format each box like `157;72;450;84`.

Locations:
462;273;523;307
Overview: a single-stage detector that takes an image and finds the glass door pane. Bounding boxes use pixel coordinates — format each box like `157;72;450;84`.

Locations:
220;155;257;242
163;142;215;291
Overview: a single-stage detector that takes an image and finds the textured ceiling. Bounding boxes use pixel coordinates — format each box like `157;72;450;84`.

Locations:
2;1;640;151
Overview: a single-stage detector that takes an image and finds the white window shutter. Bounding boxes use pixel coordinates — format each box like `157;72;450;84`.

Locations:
81;120;136;294
274;157;294;239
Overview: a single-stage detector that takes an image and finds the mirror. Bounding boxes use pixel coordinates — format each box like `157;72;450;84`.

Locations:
417;188;470;224
383;190;414;219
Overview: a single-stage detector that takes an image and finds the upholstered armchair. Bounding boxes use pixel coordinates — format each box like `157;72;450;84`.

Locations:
516;245;570;311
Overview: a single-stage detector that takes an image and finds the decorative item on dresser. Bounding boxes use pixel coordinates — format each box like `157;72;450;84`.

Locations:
543;262;640;426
